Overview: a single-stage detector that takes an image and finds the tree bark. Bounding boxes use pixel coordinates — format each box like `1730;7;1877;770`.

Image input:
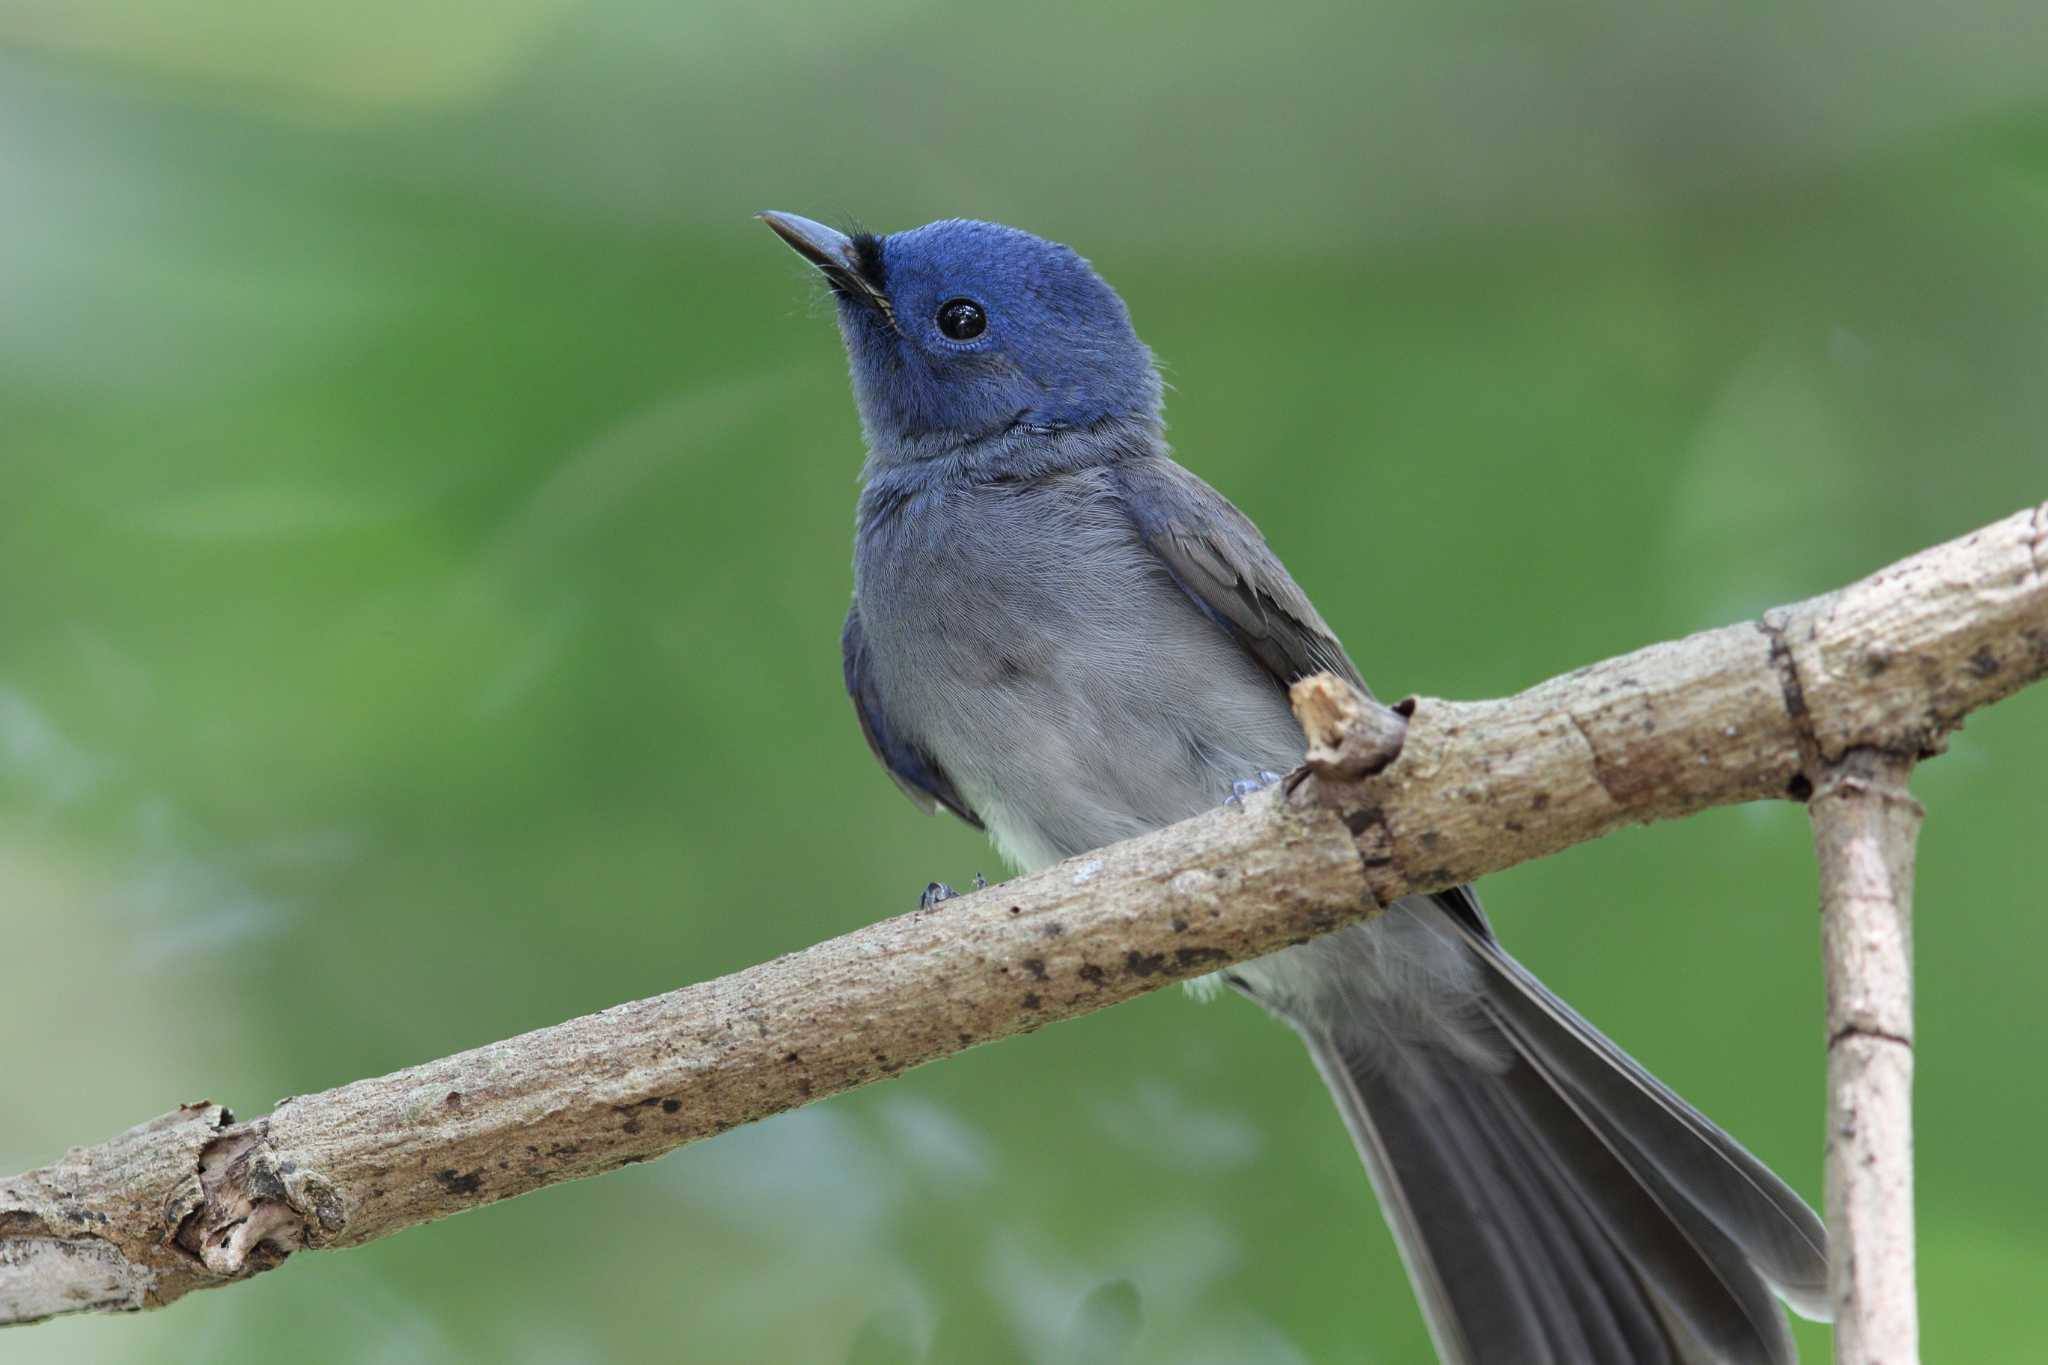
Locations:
2;500;2043;1332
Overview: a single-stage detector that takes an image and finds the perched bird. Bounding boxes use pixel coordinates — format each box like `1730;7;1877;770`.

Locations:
759;210;1830;1364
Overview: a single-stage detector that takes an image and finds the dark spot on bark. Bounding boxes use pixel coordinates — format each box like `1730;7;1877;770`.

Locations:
247;1164;288;1201
1504;820;1523;833
1967;646;2000;678
1023;957;1048;981
1531;792;1550;810
784;1051;802;1064
1175;947;1228;969
621;1119;642;1134
443;1091;462;1109
435;1169;484;1197
548;1142;580;1158
1125;950;1167;977
661;1099;681;1114
615;1155;648;1168
1787;774;1815;801
1343;809;1375;836
1171;917;1188;933
1022;992;1042;1010
1865;649;1891;676
1421;830;1440;850
957;1032;972;1045
1039;921;1064;937
1078;963;1107;988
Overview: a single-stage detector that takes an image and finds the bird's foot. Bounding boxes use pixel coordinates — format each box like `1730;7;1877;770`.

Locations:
1224;770;1285;806
918;873;987;910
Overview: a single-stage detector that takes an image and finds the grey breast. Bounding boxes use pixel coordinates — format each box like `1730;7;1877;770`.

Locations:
854;466;1308;873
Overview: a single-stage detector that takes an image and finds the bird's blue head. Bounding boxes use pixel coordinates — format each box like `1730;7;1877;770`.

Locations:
759;213;1163;463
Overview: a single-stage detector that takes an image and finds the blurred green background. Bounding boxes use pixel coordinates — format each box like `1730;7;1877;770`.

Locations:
3;2;2045;1361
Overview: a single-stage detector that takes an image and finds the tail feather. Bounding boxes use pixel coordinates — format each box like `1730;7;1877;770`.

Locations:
1283;900;1828;1364
1481;1032;1797;1362
1301;1032;1552;1362
1446;915;1831;1319
1459;1071;1680;1363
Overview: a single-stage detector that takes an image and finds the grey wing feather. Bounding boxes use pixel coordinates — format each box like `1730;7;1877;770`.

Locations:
842;604;983;829
1110;457;1369;696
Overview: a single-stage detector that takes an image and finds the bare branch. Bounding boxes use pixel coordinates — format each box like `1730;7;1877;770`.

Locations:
3;500;2043;1329
1811;750;1922;1365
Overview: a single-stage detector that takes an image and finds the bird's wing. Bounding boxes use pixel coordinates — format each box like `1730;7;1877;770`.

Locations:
1110;456;1370;696
842;603;984;829
1112;458;1501;946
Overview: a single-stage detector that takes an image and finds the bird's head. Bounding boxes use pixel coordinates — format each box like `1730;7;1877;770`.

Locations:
759;213;1163;462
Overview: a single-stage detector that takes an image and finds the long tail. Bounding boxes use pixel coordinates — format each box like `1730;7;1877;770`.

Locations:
1293;896;1828;1365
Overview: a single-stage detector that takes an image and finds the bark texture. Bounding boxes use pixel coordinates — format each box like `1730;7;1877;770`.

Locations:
2;500;2043;1331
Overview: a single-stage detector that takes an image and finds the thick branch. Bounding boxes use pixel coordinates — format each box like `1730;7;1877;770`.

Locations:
1811;751;1922;1365
3;501;2043;1327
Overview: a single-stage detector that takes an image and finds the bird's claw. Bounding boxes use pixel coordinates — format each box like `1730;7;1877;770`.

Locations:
920;873;989;909
1224;770;1285;806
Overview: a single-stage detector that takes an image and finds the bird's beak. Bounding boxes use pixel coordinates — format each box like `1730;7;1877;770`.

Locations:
755;211;893;322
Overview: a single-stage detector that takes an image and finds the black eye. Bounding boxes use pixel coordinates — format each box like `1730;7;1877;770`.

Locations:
935;298;987;341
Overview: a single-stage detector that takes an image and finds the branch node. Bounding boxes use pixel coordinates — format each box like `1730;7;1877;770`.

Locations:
1828;1024;1913;1051
1759;609;1823;791
172;1122;338;1280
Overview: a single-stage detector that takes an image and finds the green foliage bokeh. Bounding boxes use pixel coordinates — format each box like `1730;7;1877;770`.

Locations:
3;4;2045;1361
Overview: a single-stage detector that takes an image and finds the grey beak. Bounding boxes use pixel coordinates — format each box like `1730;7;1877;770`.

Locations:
756;211;893;320
756;211;858;274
